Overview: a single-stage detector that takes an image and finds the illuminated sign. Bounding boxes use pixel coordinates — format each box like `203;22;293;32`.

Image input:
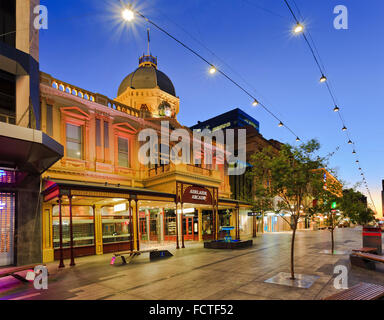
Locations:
177;208;195;214
114;203;127;212
182;186;212;205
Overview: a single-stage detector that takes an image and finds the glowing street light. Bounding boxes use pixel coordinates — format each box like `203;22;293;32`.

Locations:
342;126;347;131
348;140;353;144
296;137;301;142
319;74;327;83
293;23;304;34
333;105;340;112
278;121;284;128
252;99;259;107
122;8;135;21
209;66;217;74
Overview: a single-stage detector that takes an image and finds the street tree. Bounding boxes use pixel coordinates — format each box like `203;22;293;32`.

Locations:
247;139;326;280
340;188;375;226
310;177;344;254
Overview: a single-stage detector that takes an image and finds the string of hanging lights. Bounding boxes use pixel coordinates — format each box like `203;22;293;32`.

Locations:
119;1;302;142
283;0;377;213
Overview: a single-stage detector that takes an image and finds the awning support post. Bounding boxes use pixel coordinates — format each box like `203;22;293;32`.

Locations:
58;195;65;268
69;195;75;267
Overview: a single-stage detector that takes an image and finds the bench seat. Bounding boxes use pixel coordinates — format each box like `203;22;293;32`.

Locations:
0;265;37;283
323;282;384;300
352;247;378;254
353;252;384;263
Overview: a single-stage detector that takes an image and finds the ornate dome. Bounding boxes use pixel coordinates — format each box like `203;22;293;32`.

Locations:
117;55;176;97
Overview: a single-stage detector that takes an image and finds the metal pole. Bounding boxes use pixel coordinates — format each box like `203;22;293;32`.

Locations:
181;202;185;248
58;195;65;268
237;206;240;240
216;205;219;240
69;195;75;267
135;199;140;251
175;202;180;249
129;199;133;251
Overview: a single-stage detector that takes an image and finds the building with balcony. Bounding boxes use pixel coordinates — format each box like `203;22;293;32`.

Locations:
40;54;252;265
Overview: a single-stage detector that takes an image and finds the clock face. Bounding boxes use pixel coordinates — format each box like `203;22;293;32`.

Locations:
158;101;173;117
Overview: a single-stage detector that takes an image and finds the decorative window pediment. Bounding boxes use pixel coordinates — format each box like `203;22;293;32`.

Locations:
113;122;137;135
60;107;90;121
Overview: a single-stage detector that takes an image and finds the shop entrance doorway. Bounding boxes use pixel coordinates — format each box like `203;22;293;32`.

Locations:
0;192;15;266
183;213;199;241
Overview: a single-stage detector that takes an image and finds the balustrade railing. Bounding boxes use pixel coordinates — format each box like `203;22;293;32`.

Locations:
40;72;150;118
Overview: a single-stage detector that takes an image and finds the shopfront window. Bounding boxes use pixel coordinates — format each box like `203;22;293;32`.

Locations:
149;209;161;241
66;123;82;159
139;210;148;241
202;210;213;236
101;204;131;244
53;205;94;248
164;209;176;236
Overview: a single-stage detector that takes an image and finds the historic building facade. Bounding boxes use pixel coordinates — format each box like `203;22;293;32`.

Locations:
39;54;252;265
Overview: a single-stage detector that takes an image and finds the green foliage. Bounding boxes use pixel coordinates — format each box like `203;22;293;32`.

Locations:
247;139;327;229
309;172;344;231
246;139;328;279
340;188;375;225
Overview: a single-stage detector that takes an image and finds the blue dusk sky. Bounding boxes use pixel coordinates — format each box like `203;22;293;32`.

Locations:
39;0;384;216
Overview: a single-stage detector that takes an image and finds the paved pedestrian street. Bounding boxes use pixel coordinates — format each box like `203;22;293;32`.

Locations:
1;227;383;300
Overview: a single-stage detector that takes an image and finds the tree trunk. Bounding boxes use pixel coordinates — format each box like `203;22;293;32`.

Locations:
290;224;297;280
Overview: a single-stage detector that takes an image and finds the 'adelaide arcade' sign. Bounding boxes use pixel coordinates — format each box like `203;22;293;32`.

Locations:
182;186;212;205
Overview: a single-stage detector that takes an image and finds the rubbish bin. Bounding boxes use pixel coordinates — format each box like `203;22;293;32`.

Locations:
362;226;382;254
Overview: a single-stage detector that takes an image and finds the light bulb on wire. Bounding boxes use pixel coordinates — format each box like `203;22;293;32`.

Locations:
122;8;135;21
293;23;304;34
319;74;327;83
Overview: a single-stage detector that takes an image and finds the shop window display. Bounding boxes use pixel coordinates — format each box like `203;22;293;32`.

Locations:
202;210;213;239
53;205;94;248
149;209;161;242
164;209;176;237
101;205;131;243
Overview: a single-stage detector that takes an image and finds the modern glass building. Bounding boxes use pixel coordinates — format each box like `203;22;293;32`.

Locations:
0;0;63;267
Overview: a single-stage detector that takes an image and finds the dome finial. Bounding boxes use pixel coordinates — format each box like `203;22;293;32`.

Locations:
138;28;157;68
